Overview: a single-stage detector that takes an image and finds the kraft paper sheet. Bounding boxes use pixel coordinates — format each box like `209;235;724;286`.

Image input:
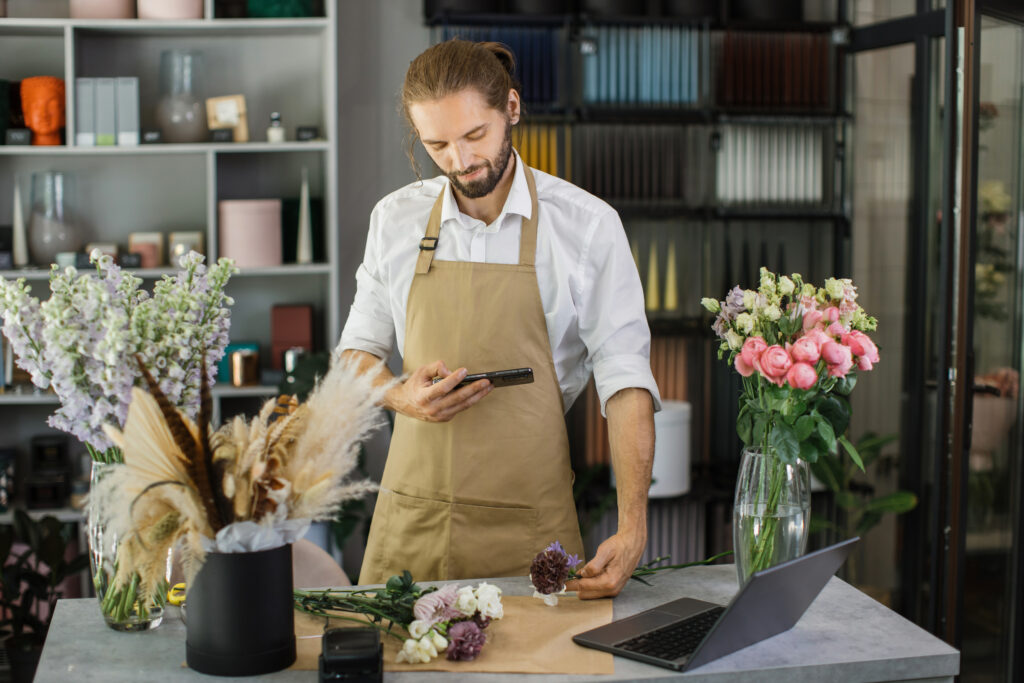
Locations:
292;595;615;674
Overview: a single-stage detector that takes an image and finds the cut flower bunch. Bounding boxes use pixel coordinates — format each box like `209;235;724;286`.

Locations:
702;268;880;576
295;571;504;664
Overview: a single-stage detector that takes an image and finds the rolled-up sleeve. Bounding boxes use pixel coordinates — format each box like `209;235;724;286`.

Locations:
577;209;662;416
338;205;396;361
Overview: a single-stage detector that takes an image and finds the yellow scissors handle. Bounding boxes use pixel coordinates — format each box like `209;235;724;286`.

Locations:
168;582;186;606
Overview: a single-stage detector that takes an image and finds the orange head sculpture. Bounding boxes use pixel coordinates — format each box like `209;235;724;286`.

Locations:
21;76;66;146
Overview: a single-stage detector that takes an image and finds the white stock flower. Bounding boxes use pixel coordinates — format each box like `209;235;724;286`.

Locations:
429;630;448;652
763;305;782;321
474;582;504;620
454;586;478;616
742;290;757;311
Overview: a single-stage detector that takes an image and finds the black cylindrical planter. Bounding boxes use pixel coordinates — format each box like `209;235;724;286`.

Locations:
186;544;295;676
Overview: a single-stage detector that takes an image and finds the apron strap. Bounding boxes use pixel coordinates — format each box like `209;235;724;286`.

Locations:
415;163;540;275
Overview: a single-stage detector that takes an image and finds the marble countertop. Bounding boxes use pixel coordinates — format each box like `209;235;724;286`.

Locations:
35;564;959;682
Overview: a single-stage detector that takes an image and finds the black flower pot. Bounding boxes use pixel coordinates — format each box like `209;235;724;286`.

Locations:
185;544;295;677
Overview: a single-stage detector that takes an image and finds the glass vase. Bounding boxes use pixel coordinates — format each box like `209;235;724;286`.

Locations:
28;170;79;267
155;49;207;144
732;448;811;586
88;461;171;631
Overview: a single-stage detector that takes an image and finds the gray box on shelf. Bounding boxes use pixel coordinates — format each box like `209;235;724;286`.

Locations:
95;77;117;147
75;77;95;147
115;77;139;147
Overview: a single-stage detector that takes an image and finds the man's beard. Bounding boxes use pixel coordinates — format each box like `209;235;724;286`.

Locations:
446;121;514;199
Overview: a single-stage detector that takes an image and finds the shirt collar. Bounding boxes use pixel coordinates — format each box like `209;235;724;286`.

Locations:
440;149;532;231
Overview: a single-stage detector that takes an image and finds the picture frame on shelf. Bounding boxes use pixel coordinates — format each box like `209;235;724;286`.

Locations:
169;231;205;262
206;95;249;143
128;231;164;268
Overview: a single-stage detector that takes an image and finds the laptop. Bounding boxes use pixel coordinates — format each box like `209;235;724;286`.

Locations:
573;537;859;672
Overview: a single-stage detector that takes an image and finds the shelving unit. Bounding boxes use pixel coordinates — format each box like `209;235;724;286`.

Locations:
0;3;338;495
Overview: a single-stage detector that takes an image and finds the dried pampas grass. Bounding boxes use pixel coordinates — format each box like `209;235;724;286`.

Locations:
88;350;392;598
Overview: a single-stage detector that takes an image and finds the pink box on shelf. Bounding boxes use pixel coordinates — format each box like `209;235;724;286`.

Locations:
218;199;282;268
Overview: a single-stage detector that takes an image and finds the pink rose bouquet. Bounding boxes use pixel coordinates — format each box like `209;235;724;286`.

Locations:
702;268;879;469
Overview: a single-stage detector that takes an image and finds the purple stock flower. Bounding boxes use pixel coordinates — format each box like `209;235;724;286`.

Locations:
446;621;486;661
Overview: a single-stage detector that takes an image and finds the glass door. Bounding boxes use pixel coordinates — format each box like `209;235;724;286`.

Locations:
960;12;1024;681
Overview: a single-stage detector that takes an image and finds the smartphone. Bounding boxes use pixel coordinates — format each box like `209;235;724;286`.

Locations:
433;367;534;389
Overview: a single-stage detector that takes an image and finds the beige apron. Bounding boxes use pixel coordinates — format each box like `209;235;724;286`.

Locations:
359;165;584;584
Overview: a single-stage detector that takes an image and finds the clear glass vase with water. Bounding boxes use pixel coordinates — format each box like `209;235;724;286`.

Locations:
733;448;811;585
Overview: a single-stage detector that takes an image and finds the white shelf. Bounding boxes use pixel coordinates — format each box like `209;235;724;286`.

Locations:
0;141;329;156
0;17;328;36
212;384;280;398
2;263;331;281
0;505;85;524
0;391;59;405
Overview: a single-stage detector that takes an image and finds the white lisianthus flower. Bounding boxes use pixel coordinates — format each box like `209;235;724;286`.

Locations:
429;630;448;652
408;619;430;640
735;312;755;335
475;582;504;620
396;638;429;664
742;290;757;311
454;586;478;616
779;276;795;296
759;269;776;295
700;297;721;313
763;305;782;321
802;283;816;299
726;329;744;351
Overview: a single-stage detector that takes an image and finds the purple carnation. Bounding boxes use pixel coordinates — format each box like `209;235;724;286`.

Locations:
446;621;486;661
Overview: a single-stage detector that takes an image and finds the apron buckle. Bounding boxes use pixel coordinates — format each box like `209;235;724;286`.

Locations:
419;236;439;251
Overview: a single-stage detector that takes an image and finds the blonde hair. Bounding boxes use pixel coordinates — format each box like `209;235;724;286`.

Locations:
401;39;522;176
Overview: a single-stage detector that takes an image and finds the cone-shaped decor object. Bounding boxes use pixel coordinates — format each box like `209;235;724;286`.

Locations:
646;239;660;312
12;175;27;267
664;239;678;311
296;167;312;264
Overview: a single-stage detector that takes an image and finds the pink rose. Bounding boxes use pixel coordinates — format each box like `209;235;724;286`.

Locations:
735;353;755;377
789;336;821;364
821;341;854;378
786;362;818;390
857;355;874;372
804;328;832;351
740;337;768;369
823;306;840;322
826;321;849;338
802;309;824;331
758;345;793;387
842;330;880;364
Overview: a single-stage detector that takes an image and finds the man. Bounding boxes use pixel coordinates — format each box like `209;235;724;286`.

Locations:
340;39;660;599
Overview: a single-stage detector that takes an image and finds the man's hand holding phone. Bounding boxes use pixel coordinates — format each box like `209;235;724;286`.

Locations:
386;360;492;423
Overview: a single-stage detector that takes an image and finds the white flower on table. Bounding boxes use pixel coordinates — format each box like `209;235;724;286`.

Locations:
474;582;503;620
408;619;429;640
396;634;439;664
454;586;478;616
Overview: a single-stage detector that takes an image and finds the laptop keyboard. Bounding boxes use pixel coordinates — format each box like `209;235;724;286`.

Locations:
616;606;726;661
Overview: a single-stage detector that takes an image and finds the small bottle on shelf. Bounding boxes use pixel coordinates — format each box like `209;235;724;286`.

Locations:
267;111;286;143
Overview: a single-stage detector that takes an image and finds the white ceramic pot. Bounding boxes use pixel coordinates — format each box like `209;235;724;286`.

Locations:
137;0;203;19
70;0;135;18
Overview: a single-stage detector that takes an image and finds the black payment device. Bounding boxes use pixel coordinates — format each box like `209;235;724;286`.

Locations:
434;367;534;388
319;627;382;682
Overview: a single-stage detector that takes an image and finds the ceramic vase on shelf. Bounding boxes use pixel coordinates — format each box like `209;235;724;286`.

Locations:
88;461;171;632
732;448;810;586
155;49;207;144
137;0;203;19
28;171;80;267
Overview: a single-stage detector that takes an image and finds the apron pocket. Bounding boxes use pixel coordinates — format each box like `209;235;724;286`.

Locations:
367;489;451;582
449;502;539;580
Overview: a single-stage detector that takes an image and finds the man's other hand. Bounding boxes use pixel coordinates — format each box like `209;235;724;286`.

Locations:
386;360;492;422
565;531;646;599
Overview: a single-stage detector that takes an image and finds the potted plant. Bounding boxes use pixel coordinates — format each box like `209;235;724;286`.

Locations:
0;509;89;683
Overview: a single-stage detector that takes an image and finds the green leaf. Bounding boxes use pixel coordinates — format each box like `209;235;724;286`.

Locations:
817;396;850;436
839;435;865;471
737;408;754;445
863;491;918;514
854;510;884;536
809;514;838;534
769;422;800;465
783;399;807;423
795;415;815;441
752;416;768;449
798;439;821;464
815;414;837;451
833;374;858;396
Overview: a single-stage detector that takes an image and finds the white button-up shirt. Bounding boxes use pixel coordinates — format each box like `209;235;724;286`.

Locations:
339;151;662;415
